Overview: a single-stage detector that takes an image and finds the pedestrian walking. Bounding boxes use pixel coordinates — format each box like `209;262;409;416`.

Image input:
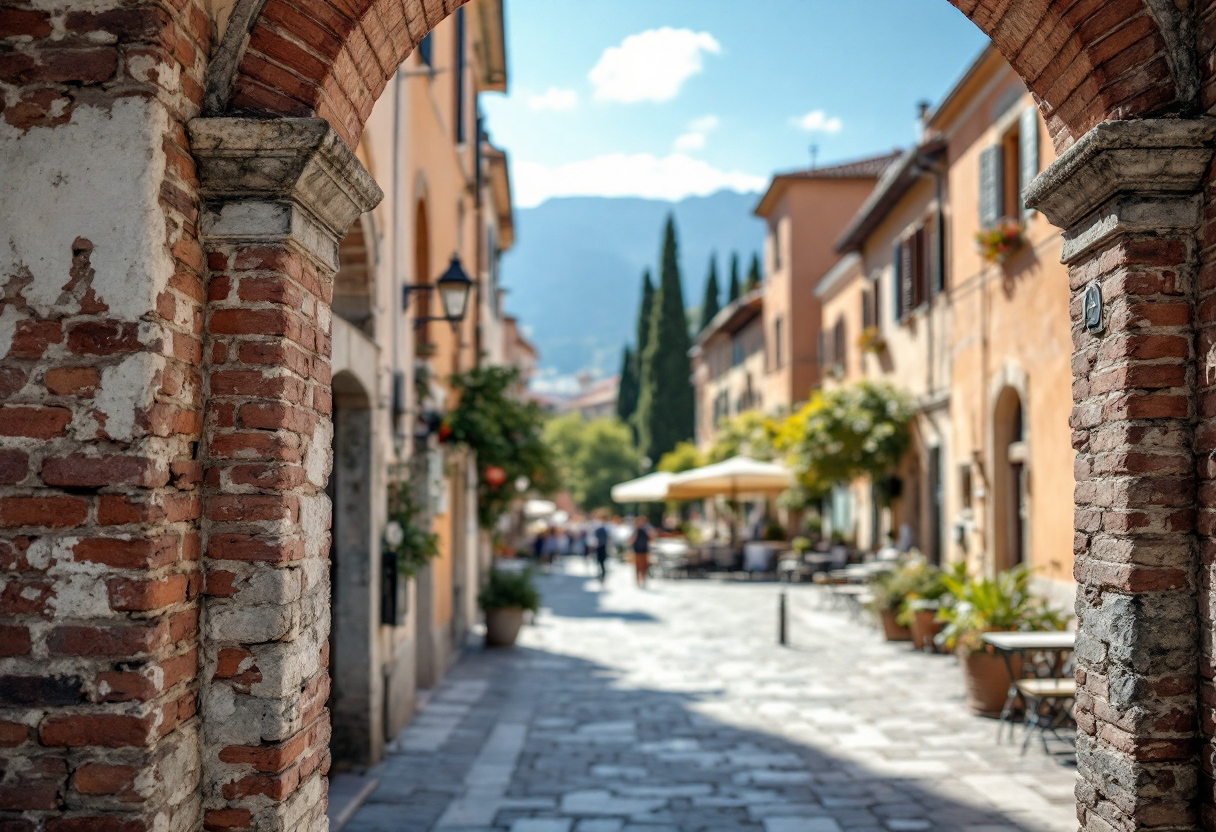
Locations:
629;516;652;588
593;512;611;584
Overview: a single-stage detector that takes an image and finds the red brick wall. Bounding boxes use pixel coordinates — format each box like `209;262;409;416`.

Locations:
0;1;212;829
198;242;337;831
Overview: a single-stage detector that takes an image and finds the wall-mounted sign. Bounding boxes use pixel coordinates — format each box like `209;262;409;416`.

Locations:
1083;282;1103;333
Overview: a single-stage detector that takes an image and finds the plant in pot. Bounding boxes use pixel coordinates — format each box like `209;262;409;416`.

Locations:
865;561;927;642
896;561;948;651
477;566;541;648
938;565;1068;716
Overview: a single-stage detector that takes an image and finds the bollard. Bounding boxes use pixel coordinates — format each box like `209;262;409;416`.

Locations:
778;591;788;646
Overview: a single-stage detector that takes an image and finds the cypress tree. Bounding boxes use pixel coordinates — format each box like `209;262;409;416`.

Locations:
615;345;638;424
700;254;721;332
745;252;762;291
637;215;695;463
636;270;655;359
728;252;741;303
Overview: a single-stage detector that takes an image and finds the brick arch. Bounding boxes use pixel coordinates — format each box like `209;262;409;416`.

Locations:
217;0;468;147
219;0;1193;149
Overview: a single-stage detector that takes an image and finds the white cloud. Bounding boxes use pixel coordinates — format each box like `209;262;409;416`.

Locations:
589;28;721;103
528;87;578;111
673;132;706;152
672;114;720;153
793;110;843;134
512;153;766;208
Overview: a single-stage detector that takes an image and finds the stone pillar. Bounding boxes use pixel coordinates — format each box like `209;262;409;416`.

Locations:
1026;119;1216;831
189;118;381;832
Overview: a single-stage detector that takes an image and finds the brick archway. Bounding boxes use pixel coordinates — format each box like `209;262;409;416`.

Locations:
3;2;1216;832
210;0;1204;149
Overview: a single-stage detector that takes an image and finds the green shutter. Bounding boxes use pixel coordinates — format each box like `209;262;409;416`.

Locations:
892;242;903;322
1019;106;1040;215
979;144;1003;229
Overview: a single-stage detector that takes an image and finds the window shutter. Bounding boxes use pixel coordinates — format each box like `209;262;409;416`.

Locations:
1019;106;1040;215
892;241;903;322
901;237;915;316
932;207;946;295
979;144;1004;228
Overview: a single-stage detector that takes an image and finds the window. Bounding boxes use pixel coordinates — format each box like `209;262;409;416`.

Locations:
774;315;784;369
893;224;932;321
960;464;973;510
861;283;880;331
771;219;783;271
453;7;467;144
980;105;1040;227
732;338;744;368
832;316;846;371
417;33;433;67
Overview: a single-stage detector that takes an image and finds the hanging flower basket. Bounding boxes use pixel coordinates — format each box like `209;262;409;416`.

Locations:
975;218;1025;264
857;325;886;354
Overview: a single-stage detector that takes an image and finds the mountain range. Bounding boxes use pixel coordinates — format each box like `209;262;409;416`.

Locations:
499;191;767;383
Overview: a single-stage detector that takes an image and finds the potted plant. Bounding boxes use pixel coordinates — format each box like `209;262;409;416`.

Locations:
866;561;925;641
938;565;1068;716
857;325;886;354
975;217;1025;264
477;566;541;648
896;562;948;650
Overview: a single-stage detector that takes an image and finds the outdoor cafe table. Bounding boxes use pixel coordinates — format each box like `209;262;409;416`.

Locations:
982;631;1076;742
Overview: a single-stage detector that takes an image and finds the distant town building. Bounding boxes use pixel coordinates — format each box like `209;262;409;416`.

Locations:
556;375;621;420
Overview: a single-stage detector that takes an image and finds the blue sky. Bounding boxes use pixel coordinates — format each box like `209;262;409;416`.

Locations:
481;1;992;207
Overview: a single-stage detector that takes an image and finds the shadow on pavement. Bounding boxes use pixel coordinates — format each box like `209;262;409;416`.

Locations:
345;571;1077;832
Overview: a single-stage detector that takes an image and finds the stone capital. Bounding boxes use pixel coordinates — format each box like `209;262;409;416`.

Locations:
1024;118;1216;264
189;117;383;271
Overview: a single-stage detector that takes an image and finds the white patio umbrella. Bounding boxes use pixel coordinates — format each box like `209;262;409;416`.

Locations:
666;456;793;545
665;456;793;501
523;499;557;518
610;471;674;504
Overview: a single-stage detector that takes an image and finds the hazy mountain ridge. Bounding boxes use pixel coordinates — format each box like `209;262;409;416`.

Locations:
500;191;767;378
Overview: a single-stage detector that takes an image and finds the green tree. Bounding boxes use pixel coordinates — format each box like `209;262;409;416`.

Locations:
657;441;704;474
745;252;762;291
446;366;558;528
728;252;741;303
636;269;655;362
544;414;640;511
776;380;914;498
615;345;638;424
637;215;695;463
700;254;721;332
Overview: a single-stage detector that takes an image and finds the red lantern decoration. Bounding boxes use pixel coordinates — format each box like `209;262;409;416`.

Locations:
438;422;453;442
484;466;507;488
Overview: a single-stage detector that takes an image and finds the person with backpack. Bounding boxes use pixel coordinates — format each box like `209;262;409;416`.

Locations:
629;516;652;588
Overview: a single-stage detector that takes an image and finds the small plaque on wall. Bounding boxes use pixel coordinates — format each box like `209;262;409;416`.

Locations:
1083;282;1103;333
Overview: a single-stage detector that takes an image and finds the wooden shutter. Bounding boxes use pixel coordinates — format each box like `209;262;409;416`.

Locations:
932;207;945;295
1019;106;1040;215
979;144;1004;228
912;226;928;308
892;241;904;322
901;236;915;315
861;288;872;329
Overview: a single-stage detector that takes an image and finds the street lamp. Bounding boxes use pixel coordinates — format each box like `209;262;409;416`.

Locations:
403;254;475;328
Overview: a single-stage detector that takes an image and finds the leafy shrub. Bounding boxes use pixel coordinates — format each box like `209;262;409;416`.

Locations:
937;565;1068;652
478;567;541;612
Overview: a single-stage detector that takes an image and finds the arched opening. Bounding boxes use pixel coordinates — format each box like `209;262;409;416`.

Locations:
414;197;433;353
328;370;381;767
334;215;375;338
992;386;1028;573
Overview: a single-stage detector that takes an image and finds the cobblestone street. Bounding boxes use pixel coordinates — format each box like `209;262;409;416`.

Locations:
343;561;1077;832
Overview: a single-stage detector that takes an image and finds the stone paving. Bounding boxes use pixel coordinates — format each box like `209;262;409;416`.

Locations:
343;560;1078;832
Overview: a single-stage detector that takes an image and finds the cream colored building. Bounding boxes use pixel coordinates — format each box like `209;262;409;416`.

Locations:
325;0;517;771
691;290;766;452
824;47;1073;598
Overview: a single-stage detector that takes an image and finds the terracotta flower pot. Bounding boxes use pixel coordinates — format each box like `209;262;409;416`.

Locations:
879;609;912;642
910;609;942;651
958;646;1020;716
484;606;524;647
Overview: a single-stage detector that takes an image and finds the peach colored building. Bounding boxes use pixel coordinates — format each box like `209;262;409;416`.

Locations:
690;290;766;452
826;47;1072;600
323;0;513;774
754;154;900;413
